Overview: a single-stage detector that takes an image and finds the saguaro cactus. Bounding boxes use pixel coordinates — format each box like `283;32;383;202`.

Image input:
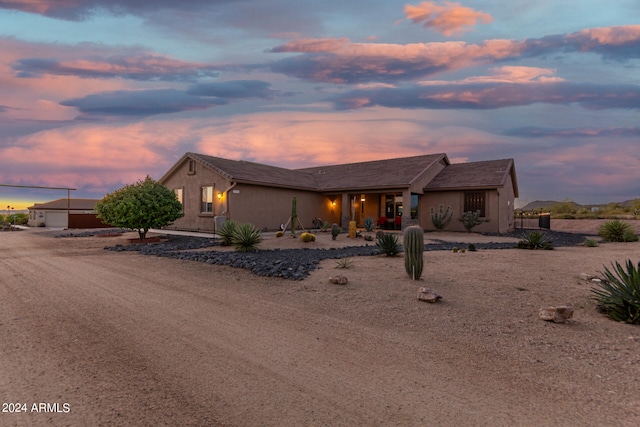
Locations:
403;225;424;280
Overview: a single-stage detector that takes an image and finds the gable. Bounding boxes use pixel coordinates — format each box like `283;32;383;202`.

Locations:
425;159;518;197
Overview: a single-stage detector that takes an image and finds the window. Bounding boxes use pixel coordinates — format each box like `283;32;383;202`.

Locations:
173;188;183;205
464;191;486;217
201;186;213;213
188;159;196;175
410;194;419;219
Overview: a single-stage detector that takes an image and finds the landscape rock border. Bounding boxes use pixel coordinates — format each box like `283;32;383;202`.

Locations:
95;228;589;280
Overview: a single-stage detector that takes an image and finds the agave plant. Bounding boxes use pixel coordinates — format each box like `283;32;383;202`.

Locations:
217;220;238;246
376;233;402;256
598;220;638;242
231;223;262;252
591;260;640;324
516;231;553;250
335;257;353;269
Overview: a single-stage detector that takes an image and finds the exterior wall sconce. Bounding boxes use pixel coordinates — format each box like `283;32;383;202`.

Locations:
217;192;223;200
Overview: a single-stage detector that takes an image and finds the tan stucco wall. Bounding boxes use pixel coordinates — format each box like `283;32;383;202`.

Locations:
161;158;341;232
421;187;515;233
227;184;339;231
161;159;232;232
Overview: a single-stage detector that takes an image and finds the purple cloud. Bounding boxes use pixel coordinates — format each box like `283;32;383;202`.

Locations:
332;82;640;110
187;80;276;99
14;54;219;82
268;26;640;84
505;127;640;138
60;89;227;117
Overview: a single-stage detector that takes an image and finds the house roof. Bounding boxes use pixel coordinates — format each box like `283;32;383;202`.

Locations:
188;153;320;190
161;152;517;196
425;159;519;196
162;152;450;192
27;198;100;211
297;153;449;192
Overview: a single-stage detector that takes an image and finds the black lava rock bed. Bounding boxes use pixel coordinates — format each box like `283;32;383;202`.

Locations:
101;228;589;280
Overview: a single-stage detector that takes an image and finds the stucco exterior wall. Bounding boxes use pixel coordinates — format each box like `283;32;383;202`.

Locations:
228;184;339;231
161;159;232;232
421;188;515;233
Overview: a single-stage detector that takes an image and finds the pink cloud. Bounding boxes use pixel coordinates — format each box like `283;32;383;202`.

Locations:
404;1;493;36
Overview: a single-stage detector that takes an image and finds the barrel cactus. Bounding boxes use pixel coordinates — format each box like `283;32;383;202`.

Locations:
403;226;424;280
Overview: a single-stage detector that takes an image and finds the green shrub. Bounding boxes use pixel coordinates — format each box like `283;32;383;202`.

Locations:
231;223;262;252
430;204;453;230
468;243;477;252
322;221;330;232
217;220;238;246
516;231;553;250
591;260;640;324
377;233;401;256
599;220;638;242
584;238;599;247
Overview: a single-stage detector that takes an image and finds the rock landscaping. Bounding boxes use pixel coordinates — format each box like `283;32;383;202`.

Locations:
99;228;589;280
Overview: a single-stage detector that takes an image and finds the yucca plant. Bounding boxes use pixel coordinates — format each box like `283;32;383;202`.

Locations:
591;260;640;324
335;257;353;269
599;219;639;242
516;231;553;250
231;223;262;252
217;220;238;246
376;233;402;256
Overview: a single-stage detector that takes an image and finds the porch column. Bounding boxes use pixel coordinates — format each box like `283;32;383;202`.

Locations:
340;192;350;230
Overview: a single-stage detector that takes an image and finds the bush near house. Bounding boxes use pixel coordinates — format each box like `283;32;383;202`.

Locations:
96;176;183;241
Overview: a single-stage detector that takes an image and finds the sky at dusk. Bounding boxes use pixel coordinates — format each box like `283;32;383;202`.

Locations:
0;0;639;210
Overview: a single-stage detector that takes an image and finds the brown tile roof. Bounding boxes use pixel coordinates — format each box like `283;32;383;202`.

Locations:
297;154;448;191
27;198;100;211
425;159;518;196
189;153;319;190
185;152;449;192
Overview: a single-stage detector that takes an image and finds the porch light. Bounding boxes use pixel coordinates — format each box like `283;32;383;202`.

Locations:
217;192;223;200
360;194;365;202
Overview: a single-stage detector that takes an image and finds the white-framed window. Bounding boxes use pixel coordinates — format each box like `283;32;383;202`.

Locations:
201;186;213;213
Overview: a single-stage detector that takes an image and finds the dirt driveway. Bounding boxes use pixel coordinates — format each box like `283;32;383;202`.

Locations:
1;228;639;426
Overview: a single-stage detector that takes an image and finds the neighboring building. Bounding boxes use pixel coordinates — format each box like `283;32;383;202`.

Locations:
160;152;518;234
27;198;108;229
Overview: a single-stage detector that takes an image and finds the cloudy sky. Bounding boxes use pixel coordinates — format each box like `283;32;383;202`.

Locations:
0;0;639;209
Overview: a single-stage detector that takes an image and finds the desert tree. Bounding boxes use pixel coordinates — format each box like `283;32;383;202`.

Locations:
96;176;183;241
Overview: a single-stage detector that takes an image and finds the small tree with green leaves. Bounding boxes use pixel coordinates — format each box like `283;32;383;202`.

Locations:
96;176;183;241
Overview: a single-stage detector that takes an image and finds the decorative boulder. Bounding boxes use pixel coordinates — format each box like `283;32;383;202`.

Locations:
329;275;348;285
417;287;442;303
539;306;574;323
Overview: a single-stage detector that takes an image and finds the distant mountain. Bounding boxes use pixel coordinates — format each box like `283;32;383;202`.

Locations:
520;199;638;211
520;200;564;211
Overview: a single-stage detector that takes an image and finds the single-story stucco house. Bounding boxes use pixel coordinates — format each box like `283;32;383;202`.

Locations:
159;152;518;234
27;198;109;228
